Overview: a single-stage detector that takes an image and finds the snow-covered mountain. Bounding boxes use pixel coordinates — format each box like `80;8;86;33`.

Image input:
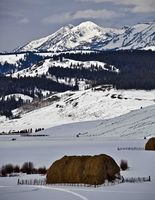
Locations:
18;21;155;52
0;87;155;133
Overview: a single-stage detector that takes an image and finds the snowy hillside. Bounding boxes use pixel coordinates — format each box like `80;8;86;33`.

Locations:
0;53;25;66
18;21;155;52
80;104;155;139
0;50;100;74
38;102;155;139
0;88;155;132
0;52;43;74
11;58;119;79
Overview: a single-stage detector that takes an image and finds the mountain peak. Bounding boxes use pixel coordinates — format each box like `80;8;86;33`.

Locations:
77;21;98;28
17;21;155;52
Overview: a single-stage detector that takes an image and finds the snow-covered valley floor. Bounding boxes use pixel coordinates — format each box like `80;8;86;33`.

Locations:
0;125;155;200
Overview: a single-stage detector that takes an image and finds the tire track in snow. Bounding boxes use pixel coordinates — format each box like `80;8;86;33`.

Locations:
37;185;88;200
0;185;88;200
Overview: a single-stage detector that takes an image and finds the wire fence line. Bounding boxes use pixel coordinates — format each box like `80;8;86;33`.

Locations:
17;176;151;187
122;176;151;183
117;147;144;151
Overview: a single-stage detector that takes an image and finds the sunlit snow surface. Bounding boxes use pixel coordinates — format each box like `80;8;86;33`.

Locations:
0;89;155;133
0;128;155;200
0;54;25;66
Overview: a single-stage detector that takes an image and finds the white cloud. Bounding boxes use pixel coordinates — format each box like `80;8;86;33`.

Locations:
76;0;155;13
42;13;71;24
130;0;155;13
42;9;120;24
73;9;119;19
18;17;29;24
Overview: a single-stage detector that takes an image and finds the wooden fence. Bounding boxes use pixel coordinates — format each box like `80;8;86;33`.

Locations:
17;178;122;187
17;178;46;185
17;176;151;187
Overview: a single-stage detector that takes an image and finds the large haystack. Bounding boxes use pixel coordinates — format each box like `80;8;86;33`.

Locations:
145;137;155;150
46;154;120;185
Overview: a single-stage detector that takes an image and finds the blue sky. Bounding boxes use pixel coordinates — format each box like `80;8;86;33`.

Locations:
0;0;155;52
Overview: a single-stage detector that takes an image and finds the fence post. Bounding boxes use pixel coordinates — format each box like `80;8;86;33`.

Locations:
149;176;151;181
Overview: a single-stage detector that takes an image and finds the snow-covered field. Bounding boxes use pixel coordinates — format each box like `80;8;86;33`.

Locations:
0;88;155;132
0;128;155;200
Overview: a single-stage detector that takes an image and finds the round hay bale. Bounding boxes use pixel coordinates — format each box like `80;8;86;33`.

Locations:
46;154;120;185
145;137;155;150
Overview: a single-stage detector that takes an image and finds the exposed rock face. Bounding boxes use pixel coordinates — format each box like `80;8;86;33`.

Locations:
145;137;155;150
46;154;120;185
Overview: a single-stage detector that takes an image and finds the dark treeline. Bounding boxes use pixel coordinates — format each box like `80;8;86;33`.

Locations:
59;50;155;70
0;96;24;118
53;50;155;90
0;75;78;97
48;66;117;85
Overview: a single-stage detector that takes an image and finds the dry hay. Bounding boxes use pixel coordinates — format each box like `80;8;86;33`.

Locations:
46;154;120;185
145;137;155;150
